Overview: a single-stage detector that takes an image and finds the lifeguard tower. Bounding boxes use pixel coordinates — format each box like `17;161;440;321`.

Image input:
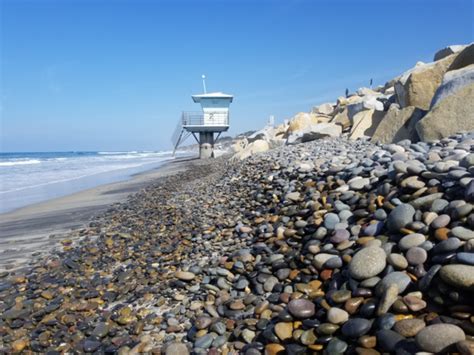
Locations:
172;76;233;158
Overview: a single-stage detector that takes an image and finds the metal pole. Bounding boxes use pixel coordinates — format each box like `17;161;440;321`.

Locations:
201;74;207;93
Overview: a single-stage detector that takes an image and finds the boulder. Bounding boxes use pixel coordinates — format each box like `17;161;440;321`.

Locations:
287;112;320;133
274;123;288;138
356;87;379;96
331;107;351;129
395;55;457;110
349;109;385;140
434;44;467;61
312;103;334;116
447;43;474;71
336;96;349;106
287;123;341;145
233;139;270;160
371;106;424;144
416;83;474;142
247;125;280;144
431;64;474;107
347;96;384;119
232;138;248;153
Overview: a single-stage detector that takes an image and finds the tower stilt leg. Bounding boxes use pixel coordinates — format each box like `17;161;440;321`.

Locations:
199;132;214;159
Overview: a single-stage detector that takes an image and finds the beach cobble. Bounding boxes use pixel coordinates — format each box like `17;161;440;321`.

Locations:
1;133;474;354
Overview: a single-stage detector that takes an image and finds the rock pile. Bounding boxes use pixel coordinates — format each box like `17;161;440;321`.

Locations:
2;132;473;354
232;43;473;160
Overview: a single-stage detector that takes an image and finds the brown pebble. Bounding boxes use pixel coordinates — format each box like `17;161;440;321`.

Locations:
359;335;377;348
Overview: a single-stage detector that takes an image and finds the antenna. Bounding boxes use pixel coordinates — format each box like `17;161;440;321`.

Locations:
201;74;207;93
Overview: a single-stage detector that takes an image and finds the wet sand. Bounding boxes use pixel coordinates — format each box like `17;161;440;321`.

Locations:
0;157;196;271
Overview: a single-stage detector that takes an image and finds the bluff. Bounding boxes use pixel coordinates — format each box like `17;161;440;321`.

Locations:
233;43;474;160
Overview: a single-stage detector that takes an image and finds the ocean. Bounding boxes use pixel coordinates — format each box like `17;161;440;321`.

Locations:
0;150;185;213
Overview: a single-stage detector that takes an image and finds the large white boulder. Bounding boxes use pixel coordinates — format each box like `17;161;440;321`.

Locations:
371;106;424;144
430;64;474;107
416;78;474;142
349;109;385;140
287;112;320;133
312;103;334;116
434;44;468;61
233;139;270;160
331;107;351;129
394;54;457;110
447;43;474;71
347;96;384;119
356;87;379;96
287;123;342;145
232;138;248;153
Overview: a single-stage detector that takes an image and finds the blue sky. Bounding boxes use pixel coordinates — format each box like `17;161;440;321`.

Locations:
1;0;472;152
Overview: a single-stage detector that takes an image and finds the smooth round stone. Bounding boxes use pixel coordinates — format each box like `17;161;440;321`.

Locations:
265;344;285;355
331;229;350;243
430;214;450;229
398;234;425;251
393;319;426;337
415;324;465;353
376;329;405;352
83;339;101;352
211;322;226;335
314;253;338;269
349;177;370;190
325;257;343;269
263;276;279;292
165;342;190;355
451;226;474;240
331;290;352;303
374;209;387;221
387;204;415;232
275;268;291;281
403;296;425;313
457;252;474;265
457;340;474;355
341;318;372;338
349;246;387;280
439;264;474;290
92;322;110;338
324;213;341;230
432;237;461;254
326;338;348;353
327;307;349;325
274;322;293;341
375;313;396;330
212;336;227;348
431;199;449;213
360;277;381;288
363;221;384;236
287;298;315;318
405;247;427;265
195;316;212;330
375;272;411;296
358;335;377;349
235;278;250;289
241;329;255;343
175;271;195;281
300;329;317;345
194;334;214;349
377;283;398;315
387;253;408;270
317;323;339;335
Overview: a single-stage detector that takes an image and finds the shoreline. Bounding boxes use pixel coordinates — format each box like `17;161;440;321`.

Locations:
0;156;197;271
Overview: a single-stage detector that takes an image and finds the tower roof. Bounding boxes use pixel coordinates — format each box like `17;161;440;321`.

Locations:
192;92;233;103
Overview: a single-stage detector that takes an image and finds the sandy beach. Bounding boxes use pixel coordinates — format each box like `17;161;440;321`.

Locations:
0;156;195;272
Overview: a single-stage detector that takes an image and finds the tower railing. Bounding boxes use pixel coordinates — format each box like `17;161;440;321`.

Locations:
182;111;229;126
